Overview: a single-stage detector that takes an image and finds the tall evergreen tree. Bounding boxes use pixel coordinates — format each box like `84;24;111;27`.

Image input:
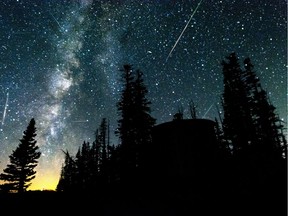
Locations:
220;53;287;214
243;57;287;159
56;150;76;192
133;70;156;169
221;53;255;156
99;118;108;167
221;53;287;158
116;64;155;182
96;118;110;184
57;118;112;192
116;64;137;181
0;118;41;193
75;141;91;191
90;136;100;188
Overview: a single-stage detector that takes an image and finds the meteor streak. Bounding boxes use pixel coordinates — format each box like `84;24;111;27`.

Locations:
165;0;204;62
72;120;89;123
2;92;9;126
49;11;63;33
202;103;213;118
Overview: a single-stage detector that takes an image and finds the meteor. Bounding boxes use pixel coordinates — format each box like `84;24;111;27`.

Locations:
49;11;63;33
202;103;213;119
72;120;89;123
2;92;9;126
165;0;204;62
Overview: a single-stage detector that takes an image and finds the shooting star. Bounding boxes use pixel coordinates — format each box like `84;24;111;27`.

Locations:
202;103;213;119
72;120;89;123
165;0;204;62
49;11;63;33
2;92;9;126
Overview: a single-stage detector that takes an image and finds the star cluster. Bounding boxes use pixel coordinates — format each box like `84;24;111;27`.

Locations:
0;0;286;190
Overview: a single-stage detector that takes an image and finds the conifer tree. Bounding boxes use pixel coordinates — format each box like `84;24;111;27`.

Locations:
116;64;155;181
58;117;112;193
0;118;41;193
99;118;108;167
133;70;156;169
90;137;100;188
75;141;91;191
242;57;286;159
221;53;255;156
221;53;287;159
116;64;137;180
95;118;110;184
220;53;287;213
56;150;76;192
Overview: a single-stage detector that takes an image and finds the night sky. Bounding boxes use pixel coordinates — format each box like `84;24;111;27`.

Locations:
0;0;286;190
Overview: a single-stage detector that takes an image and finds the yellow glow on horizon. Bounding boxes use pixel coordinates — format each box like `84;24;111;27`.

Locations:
29;172;59;191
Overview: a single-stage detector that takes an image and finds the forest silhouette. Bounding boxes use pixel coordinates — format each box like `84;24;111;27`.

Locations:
0;53;287;215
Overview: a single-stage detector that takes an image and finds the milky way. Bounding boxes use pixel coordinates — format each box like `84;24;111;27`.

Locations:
0;0;286;190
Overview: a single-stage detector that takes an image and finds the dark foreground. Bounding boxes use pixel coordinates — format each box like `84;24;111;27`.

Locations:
0;184;286;216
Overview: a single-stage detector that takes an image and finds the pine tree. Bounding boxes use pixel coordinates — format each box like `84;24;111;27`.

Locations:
90;137;100;189
116;64;155;182
116;64;135;143
221;53;254;156
242;57;286;159
116;64;137;181
99;118;108;168
214;118;231;157
220;53;287;212
0;118;41;193
75;141;91;191
221;53;287;158
56;150;76;192
133;70;156;168
95;118;109;184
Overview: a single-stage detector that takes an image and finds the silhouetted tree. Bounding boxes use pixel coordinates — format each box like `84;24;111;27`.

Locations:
0;118;41;193
220;53;287;215
115;64;135;181
57;118;113;192
243;57;287;159
132;70;156;170
221;53;256;156
89;135;100;189
96;118;110;184
214;118;231;157
99;118;108;168
56;150;76;192
75;141;91;191
116;64;155;182
189;100;197;119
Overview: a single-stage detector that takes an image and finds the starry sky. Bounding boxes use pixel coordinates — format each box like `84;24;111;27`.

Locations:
0;0;287;190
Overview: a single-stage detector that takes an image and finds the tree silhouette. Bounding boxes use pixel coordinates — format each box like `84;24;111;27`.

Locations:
221;52;255;156
221;53;286;159
0;118;41;193
115;64;136;180
98;118;110;184
56;150;76;192
52;55;288;215
220;53;287;216
116;64;155;182
132;70;156;171
56;118;112;192
97;119;108;167
75;141;91;191
242;57;287;159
